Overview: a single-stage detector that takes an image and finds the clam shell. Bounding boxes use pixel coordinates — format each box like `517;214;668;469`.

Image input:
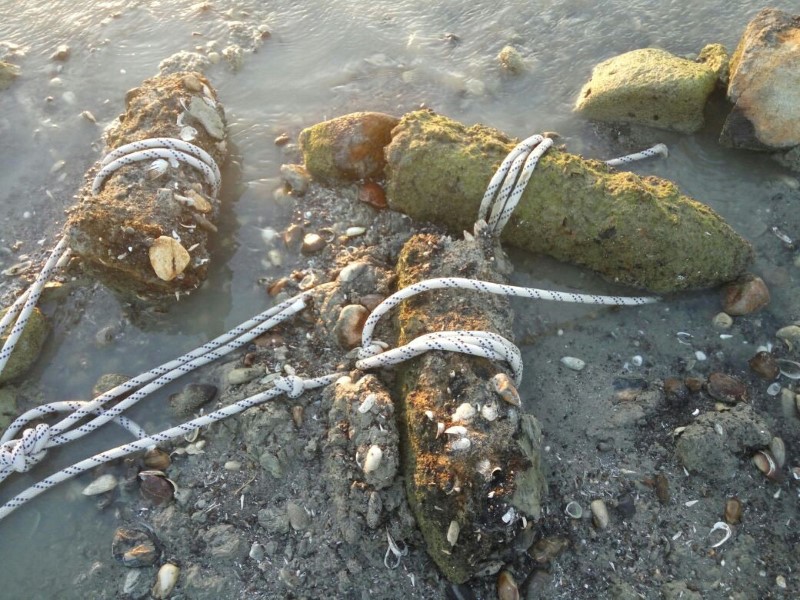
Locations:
449;437;471;452
179;125;198;141
146;159;168;180
564;501;583;519
363;445;383;474
152;563;180;599
492;373;521;406
481;400;499;421
776;359;800;379
446;520;460;546
497;570;519;600
148;236;190;281
769;437;786;468
358;393;377;414
752;450;778;478
590;499;609;529
444;425;468;436
451;402;476;422
81;473;118;496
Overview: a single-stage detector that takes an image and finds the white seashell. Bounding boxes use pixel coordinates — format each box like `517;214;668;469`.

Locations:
770;437;786;468
436;422;445;438
560;356;586;371
708;521;731;549
81;473;118;496
444;425;468;436
152;563;180;599
631;355;643;367
449;437;471;452
146;159;169;180
424;410;435;421
451;403;476;422
358;393;377;414
590;499;609;529
501;507;516;524
777;359;800;379
345;226;366;237
694;351;707;361
363;445;383;474
480;400;498;422
149;236;190;281
184;428;200;443
492;373;521;406
565;501;582;519
180;125;198;141
446;520;460;546
767;382;782;396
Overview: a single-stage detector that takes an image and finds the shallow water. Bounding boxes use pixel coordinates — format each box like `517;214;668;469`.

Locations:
1;0;799;597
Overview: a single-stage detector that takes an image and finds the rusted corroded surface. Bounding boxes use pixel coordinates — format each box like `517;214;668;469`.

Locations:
66;72;227;302
393;232;545;583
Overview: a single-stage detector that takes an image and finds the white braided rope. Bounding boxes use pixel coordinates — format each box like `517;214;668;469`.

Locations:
605;143;668;167
92;140;221;197
0;401;147;474
0;295;309;482
0;373;340;520
357;330;523;385
359;276;657;356
0;236;70;375
479;136;668;236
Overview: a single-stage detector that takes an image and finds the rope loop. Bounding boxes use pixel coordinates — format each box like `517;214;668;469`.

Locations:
357;341;388;361
273;375;306;399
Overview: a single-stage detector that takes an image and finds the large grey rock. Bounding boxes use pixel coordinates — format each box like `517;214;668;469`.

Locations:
721;9;800;151
675;404;771;481
574;47;719;133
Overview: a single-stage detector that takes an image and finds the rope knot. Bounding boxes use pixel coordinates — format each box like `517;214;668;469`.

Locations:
273;375;305;399
357;342;387;361
0;423;51;473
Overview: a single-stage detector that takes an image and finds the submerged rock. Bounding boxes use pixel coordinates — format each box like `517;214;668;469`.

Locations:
675;404;771;481
0;307;48;384
721;9;800;151
381;110;752;293
574;47;719;133
393;233;546;583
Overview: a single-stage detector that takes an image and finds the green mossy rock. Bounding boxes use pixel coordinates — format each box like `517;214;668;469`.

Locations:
574;48;718;133
0;307;48;385
385;110;752;293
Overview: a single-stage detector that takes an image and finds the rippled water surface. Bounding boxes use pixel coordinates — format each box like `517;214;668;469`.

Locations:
1;0;798;596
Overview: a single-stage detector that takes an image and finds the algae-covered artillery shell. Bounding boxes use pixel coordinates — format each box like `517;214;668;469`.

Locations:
382;110;752;293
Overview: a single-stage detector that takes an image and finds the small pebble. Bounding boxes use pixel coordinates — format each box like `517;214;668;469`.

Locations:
274;133;290;146
50;44;71;61
358;182;387;208
224;460;241;471
711;312;733;330
301;233;326;254
706;372;747;404
286;501;311;530
333;304;369;349
560;356;585;371
590;499;609;529
722;275;770;316
748;351;780;380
